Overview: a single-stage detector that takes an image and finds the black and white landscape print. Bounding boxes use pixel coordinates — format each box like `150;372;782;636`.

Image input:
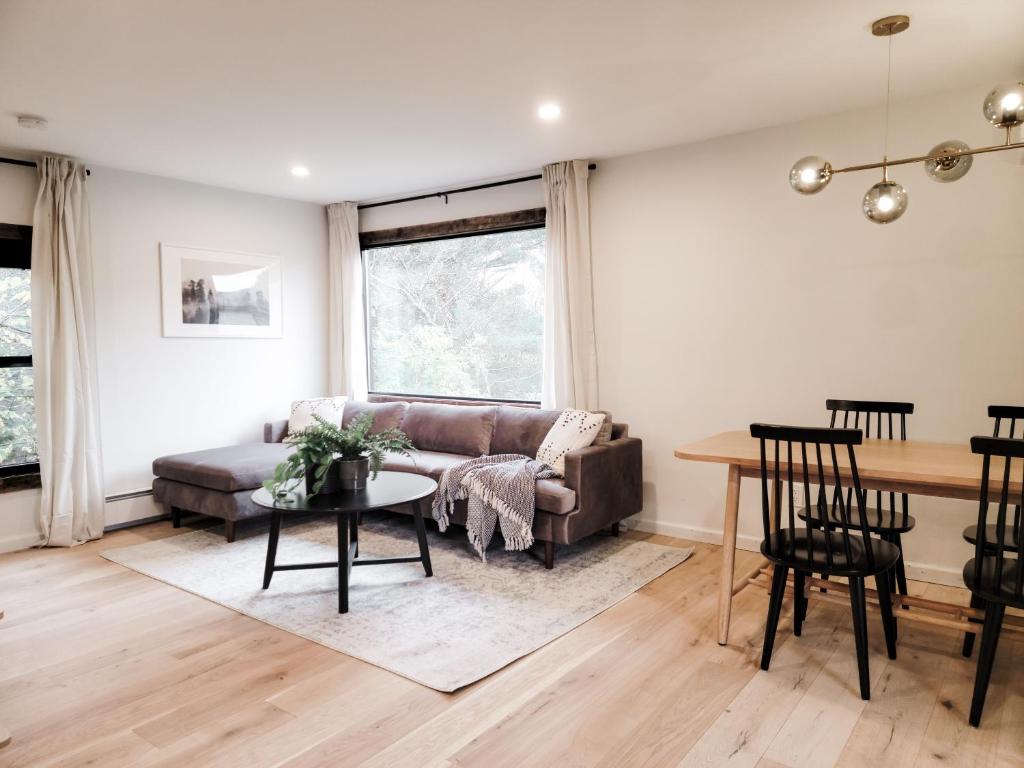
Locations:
161;245;282;338
180;257;271;326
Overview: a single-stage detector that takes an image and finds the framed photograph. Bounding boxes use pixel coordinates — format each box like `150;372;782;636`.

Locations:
160;244;283;338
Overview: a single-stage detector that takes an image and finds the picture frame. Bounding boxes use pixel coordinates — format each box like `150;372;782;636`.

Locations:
159;243;283;338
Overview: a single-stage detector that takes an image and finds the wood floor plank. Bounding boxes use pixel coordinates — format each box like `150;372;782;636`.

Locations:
678;603;848;768
0;522;1020;768
759;603;892;768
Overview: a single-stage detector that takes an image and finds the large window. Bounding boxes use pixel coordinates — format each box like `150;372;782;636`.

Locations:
363;222;545;403
0;224;37;477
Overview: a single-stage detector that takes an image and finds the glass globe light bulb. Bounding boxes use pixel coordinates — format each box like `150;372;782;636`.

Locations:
862;180;908;224
983;82;1024;128
924;140;973;183
788;156;832;194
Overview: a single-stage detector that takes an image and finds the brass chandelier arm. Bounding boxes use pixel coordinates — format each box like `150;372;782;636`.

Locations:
832;140;1024;175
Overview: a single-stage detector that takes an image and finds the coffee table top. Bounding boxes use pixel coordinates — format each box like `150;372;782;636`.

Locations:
251;470;438;514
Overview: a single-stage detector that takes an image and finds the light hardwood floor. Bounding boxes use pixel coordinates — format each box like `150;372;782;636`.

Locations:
0;520;1021;767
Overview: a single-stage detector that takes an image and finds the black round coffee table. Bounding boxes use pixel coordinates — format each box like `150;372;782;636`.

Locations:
251;471;438;614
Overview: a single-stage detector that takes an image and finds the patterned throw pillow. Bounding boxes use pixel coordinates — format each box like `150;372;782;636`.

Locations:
536;409;607;476
288;396;348;437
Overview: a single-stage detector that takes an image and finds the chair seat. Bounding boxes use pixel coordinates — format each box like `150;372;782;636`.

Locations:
963;557;1024;608
962;524;1022;553
797;503;916;534
761;529;900;577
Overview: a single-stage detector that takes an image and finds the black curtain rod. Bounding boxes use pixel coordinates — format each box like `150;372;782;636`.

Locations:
357;162;597;210
0;156;91;176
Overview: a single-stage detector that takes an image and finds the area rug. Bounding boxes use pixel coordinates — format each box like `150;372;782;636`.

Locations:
101;515;692;691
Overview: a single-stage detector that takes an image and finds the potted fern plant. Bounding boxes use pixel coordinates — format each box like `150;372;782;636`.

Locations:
263;413;414;500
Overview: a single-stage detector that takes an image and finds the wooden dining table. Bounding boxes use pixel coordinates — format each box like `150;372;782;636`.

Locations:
675;430;1023;646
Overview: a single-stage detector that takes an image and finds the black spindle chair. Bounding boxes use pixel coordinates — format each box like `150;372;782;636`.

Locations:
962;406;1024;658
799;399;914;602
753;423;899;701
961;436;1024;727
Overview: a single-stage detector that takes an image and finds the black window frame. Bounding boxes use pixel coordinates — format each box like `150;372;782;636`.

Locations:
360;209;546;406
0;223;39;478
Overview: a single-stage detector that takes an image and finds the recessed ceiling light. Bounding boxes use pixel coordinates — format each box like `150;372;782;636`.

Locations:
291;165;310;177
537;103;561;121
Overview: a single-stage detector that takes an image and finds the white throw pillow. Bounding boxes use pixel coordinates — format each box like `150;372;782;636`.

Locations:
288;396;348;437
536;409;607;476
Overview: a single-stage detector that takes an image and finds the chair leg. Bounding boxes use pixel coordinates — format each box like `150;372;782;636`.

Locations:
970;602;1006;727
820;574;829;594
793;570;807;637
171;506;182;528
894;533;910;608
849;576;871;700
611;522;621;537
963;593;984;658
874;570;898;660
224;519;236;543
761;565;789;671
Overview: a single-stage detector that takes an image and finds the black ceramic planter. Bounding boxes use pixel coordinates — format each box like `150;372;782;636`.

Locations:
305;460;342;496
337;457;371;490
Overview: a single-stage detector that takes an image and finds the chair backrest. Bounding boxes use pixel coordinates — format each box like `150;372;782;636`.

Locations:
827;399;914;527
989;405;1024;438
826;399;913;438
971;436;1024;600
750;423;879;571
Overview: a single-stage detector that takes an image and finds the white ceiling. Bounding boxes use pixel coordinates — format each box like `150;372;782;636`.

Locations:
1;0;1021;204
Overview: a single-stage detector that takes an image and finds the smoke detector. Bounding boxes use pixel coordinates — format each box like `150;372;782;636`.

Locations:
16;115;48;130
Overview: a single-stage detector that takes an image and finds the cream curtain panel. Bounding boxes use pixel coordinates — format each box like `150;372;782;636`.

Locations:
326;202;368;399
541;160;598;410
31;156;105;546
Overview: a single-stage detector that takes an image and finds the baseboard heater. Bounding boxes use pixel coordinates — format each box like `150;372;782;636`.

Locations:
103;488;166;533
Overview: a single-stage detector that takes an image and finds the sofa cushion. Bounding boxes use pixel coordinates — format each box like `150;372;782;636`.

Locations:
152;443;294;493
342;400;409;434
535;478;577;515
490;406;562;458
381;451;577;514
400;402;496;456
382;450;474;481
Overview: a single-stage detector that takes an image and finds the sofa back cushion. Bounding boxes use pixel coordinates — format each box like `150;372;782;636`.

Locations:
400;402;497;456
490;406;562;458
342;401;409;435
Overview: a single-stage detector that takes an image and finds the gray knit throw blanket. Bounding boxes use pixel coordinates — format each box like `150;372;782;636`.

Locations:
431;454;558;561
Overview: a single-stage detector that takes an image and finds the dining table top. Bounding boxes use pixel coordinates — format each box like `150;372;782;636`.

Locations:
675;430;1021;502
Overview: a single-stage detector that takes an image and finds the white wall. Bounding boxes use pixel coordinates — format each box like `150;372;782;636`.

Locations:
589;83;1024;585
0;164;328;551
353;83;1023;585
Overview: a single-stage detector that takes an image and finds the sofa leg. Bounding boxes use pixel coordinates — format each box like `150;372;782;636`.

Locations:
171;507;182;529
611;522;620;537
224;520;236;543
543;540;555;570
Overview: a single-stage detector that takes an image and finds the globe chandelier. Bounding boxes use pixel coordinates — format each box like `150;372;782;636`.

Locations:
789;14;1024;224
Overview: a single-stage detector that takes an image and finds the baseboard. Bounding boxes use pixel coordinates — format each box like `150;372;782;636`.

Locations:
0;531;44;555
633;518;965;588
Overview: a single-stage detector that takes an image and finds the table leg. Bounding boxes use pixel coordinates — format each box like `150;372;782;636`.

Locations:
338;514;351;614
350;511;359;558
718;463;742;646
262;509;281;589
412;497;433;577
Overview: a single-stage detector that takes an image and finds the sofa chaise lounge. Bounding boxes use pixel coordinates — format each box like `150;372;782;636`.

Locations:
152;400;643;568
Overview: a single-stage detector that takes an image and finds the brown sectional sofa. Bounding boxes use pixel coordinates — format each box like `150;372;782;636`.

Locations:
153;399;643;568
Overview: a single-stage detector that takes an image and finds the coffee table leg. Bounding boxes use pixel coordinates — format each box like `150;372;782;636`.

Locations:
262;509;281;589
338;513;350;614
412;498;433;577
350;511;359;558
